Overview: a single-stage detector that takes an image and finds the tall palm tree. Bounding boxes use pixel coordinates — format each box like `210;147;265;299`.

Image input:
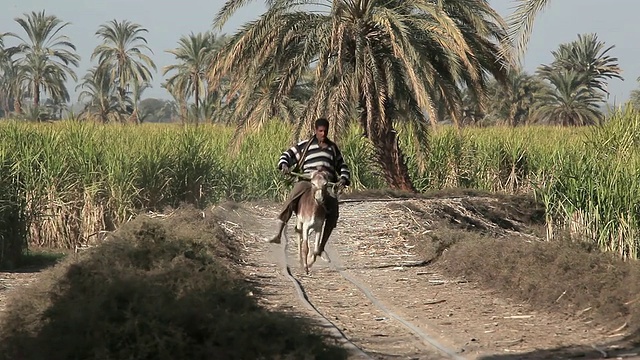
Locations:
91;19;156;106
0;32;6;63
532;70;603;126
163;32;218;123
0;61;28;115
6;10;80;108
0;33;8;116
209;0;512;191
537;33;622;99
128;80;150;123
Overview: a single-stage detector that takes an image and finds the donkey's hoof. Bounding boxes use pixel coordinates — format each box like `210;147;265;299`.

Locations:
267;235;281;244
319;251;331;263
314;250;331;262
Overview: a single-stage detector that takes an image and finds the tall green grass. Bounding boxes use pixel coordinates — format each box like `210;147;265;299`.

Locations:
534;107;640;259
0;146;28;269
1;108;639;261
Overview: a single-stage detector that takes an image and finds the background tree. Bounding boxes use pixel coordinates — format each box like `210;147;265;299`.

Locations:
138;98;179;123
537;33;622;101
532;70;602;126
485;70;548;126
91;19;156;116
6;10;80;112
162;79;189;124
76;65;124;123
163;32;218;124
630;90;640;110
209;0;512;191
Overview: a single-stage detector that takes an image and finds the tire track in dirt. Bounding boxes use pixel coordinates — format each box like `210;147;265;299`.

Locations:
321;247;465;360
277;240;373;359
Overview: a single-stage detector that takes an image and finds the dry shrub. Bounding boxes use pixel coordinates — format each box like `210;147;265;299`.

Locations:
0;206;346;360
380;190;640;347
418;227;640;342
440;236;640;323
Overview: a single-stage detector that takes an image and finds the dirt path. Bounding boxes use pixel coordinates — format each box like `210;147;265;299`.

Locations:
216;198;640;360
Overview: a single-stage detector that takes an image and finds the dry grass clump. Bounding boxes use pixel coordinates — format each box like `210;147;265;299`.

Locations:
408;194;640;343
0;206;347;360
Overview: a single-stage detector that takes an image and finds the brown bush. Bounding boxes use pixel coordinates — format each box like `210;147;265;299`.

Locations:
407;192;640;343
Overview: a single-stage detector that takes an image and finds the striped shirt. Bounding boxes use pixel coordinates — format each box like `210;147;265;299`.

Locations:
278;137;351;185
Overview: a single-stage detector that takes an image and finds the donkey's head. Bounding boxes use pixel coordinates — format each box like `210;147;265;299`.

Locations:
309;167;331;204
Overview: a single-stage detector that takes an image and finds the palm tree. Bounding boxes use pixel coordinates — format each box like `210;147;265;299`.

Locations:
128;80;150;123
76;65;123;123
532;70;603;126
162;79;189;124
537;33;622;100
163;32;221;123
0;32;6;63
91;19;156;107
0;61;28;116
0;33;8;116
6;10;80;108
209;0;512;191
504;0;551;62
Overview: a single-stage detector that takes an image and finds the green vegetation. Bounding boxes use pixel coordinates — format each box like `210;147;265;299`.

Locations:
0;107;639;266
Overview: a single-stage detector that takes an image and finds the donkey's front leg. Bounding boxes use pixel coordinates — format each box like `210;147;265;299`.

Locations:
308;225;322;267
300;224;310;275
296;223;305;272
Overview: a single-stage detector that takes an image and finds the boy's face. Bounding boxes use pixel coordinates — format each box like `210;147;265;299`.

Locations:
315;125;328;142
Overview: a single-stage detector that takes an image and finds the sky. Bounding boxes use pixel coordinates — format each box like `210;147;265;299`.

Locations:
1;0;638;104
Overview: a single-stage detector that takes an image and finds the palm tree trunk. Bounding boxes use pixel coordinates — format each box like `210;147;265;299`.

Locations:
180;99;188;125
128;108;139;124
194;76;199;126
14;97;22;115
1;96;9;116
372;129;416;192
33;81;40;108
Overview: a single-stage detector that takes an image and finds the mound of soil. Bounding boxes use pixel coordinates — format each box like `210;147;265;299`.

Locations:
0;206;346;360
396;191;640;349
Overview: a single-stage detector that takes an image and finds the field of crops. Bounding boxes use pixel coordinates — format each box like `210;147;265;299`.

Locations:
1;107;640;267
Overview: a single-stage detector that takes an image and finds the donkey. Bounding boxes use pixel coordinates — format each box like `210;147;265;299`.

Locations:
291;167;334;274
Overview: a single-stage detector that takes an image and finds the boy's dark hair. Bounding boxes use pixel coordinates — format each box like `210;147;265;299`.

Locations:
315;118;330;129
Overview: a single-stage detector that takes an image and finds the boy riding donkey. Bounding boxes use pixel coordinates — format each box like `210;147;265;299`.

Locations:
267;118;351;259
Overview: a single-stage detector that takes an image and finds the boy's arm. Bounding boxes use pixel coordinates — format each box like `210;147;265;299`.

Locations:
334;146;351;186
278;140;306;170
